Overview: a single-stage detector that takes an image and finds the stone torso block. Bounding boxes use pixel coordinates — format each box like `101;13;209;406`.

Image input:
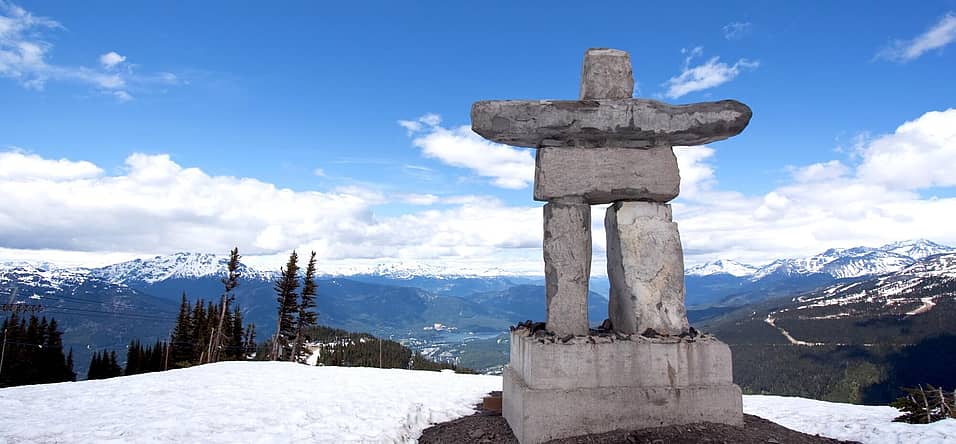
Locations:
534;146;679;204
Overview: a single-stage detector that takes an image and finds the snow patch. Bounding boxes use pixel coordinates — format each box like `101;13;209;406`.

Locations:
743;395;956;444
0;362;500;443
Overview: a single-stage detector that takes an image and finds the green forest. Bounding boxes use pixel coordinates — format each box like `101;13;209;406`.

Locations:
0;313;76;387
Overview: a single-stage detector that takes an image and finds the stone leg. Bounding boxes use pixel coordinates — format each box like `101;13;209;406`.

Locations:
605;201;688;335
543;199;591;336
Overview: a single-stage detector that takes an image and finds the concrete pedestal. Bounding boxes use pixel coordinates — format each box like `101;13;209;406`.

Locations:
503;332;743;444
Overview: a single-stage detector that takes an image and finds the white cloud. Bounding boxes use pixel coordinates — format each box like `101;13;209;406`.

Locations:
3;111;955;274
402;114;535;189
676;108;956;266
722;22;752;40
0;151;544;270
112;90;133;102
0;2;175;99
0;149;102;180
790;160;850;183
673;146;717;198
877;12;956;62
663;47;758;99
397;193;439;206
313;167;326;177
855;109;956;189
99;51;126;69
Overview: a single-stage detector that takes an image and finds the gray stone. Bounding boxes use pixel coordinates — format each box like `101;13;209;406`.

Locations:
543;200;591;336
580;48;633;100
469;47;751;444
504;371;743;444
510;332;734;390
605;201;689;335
503;332;743;444
471;98;752;149
534;146;679;204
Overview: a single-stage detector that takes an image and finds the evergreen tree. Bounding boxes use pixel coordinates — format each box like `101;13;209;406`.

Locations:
87;352;102;380
211;247;241;363
272;251;299;361
65;348;76;382
229;307;244;361
243;324;257;358
125;339;142;375
292;251;319;363
106;351;122;378
40;318;67;383
190;301;207;363
0;314;73;387
171;293;193;366
892;384;956;423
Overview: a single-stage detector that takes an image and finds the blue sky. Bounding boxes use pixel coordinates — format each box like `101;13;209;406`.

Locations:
2;1;956;273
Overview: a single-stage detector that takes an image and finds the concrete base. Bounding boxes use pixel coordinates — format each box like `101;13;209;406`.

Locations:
503;332;743;444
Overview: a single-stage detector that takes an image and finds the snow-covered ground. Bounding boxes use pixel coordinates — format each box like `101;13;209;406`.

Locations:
744;395;956;444
0;362;500;443
1;363;954;444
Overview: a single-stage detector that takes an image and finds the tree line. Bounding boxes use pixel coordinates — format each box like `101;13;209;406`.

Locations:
0;313;76;387
168;247;257;368
87;350;122;380
306;325;470;373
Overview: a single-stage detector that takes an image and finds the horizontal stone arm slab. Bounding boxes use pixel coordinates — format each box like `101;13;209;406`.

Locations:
471;99;752;148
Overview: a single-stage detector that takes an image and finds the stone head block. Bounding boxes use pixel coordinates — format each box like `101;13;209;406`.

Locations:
580;48;634;100
533;146;680;203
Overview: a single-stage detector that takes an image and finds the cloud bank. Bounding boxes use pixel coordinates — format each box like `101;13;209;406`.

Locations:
2;109;955;272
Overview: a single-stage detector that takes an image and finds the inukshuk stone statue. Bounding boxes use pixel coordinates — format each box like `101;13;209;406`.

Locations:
471;48;752;443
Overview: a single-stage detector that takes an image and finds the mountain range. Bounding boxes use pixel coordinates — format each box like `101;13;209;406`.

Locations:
683;239;955;307
687;239;953;280
2;238;954;378
700;251;956;404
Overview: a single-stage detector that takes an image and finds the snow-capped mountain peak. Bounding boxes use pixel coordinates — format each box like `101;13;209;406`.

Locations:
330;262;521;279
91;252;275;284
878;239;956;260
0;263;92;293
691;240;956;282
686;259;757;277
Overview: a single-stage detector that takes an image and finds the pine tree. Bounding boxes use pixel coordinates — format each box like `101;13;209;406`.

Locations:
0;314;73;387
211;247;241;363
106;351;122;378
125;339;141;375
229;307;244;361
41;318;67;383
243;324;257;358
292;251;319;363
272;251;300;361
171;293;193;366
190;301;207;363
65;348;76;382
87;352;102;380
892;384;956;423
